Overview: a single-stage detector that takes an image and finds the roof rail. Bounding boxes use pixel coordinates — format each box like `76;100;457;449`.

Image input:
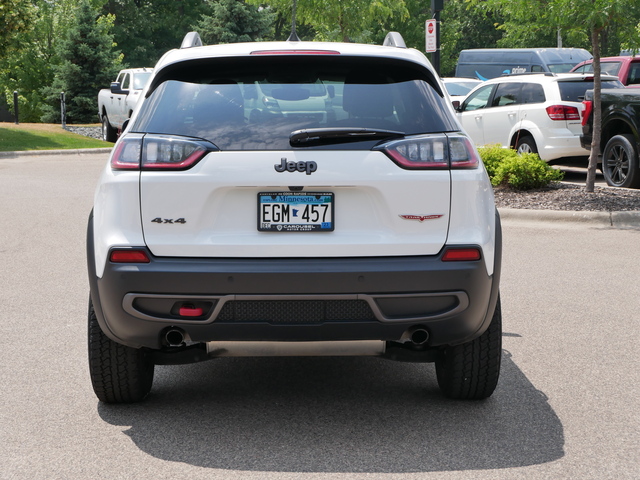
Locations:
383;32;406;49
181;32;203;49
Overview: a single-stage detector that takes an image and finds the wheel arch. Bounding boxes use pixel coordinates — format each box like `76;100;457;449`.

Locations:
602;118;638;152
509;123;542;150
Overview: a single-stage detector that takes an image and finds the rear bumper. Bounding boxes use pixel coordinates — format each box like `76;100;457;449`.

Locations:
539;132;589;161
87;213;501;350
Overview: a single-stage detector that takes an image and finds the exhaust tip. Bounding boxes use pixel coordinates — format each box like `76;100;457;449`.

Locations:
400;326;429;346
165;328;185;347
410;328;429;345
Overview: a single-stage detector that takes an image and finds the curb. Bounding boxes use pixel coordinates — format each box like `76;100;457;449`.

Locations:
0;148;113;158
498;208;640;229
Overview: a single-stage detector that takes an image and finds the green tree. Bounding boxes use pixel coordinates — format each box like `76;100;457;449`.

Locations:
0;0;66;122
439;0;505;76
366;0;505;76
41;0;123;123
0;0;34;57
101;0;209;67
194;0;275;44
248;0;408;42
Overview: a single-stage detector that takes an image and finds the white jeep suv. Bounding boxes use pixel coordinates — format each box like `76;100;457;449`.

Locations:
87;32;502;403
457;73;623;161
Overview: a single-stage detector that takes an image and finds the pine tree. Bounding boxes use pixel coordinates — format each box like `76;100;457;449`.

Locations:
194;0;275;45
41;0;122;123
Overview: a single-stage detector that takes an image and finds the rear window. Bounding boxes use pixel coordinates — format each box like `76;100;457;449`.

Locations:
575;62;622;76
132;73;152;90
132;56;457;150
557;79;624;102
444;80;481;96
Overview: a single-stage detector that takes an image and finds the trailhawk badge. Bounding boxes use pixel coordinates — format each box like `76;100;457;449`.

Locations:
399;214;444;222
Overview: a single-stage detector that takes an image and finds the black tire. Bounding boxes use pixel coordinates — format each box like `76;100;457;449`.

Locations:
515;135;538;155
88;299;154;403
435;296;502;400
101;114;117;143
601;134;640;188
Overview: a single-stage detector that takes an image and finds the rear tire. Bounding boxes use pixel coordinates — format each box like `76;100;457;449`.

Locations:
101;114;117;143
602;134;640;188
435;296;502;400
515;135;538;155
88;298;154;403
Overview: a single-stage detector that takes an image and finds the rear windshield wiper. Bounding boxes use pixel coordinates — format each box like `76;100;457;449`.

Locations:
290;127;405;147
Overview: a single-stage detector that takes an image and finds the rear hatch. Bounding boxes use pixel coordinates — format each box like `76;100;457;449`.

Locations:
555;75;624;134
127;53;463;258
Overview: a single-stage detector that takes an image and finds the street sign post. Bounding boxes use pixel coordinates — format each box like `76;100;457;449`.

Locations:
425;19;437;53
429;0;443;75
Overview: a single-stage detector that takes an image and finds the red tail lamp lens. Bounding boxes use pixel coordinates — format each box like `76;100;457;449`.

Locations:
546;105;580;121
110;250;150;263
111;134;215;171
110;135;143;170
442;248;481;262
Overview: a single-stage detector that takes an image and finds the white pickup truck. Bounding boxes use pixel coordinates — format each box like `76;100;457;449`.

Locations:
98;68;153;142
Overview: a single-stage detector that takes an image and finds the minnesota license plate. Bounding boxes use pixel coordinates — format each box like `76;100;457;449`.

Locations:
258;192;334;232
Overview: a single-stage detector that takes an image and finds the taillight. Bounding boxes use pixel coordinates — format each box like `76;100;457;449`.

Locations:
110;134;143;170
142;135;211;170
110;134;217;171
377;134;479;170
546;105;580;121
581;100;593;126
442;247;481;262
109;249;150;263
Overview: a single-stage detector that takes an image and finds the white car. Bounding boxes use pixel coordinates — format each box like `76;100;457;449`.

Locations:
87;32;502;403
456;73;623;161
442;77;483;104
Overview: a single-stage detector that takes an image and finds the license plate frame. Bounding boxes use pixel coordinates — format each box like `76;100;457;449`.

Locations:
258;192;334;232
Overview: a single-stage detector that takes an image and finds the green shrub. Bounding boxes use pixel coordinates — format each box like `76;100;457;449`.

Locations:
478;146;564;190
477;144;514;178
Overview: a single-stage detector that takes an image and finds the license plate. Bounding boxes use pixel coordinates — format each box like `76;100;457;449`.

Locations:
258;192;334;232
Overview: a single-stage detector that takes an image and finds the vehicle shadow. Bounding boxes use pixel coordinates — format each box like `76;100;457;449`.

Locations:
552;157;606;187
97;348;564;473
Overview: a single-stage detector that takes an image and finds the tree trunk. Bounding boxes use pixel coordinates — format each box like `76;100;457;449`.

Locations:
586;28;602;193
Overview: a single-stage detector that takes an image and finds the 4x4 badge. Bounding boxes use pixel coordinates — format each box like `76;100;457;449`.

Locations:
275;157;317;175
399;214;444;222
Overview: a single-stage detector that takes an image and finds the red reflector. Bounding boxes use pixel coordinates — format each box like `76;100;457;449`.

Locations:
442;248;481;262
581;100;593;126
250;50;340;55
179;306;204;317
109;250;150;263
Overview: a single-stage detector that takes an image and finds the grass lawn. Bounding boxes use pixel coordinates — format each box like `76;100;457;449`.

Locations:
0;123;112;152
